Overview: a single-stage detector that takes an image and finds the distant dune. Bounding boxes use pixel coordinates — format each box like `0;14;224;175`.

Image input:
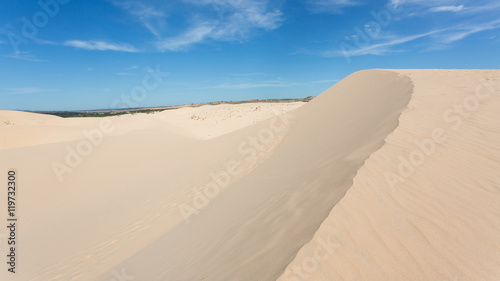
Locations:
0;102;304;150
0;70;498;281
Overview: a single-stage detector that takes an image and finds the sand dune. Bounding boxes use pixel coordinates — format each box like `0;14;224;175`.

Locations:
0;102;303;150
0;70;498;281
151;102;305;139
277;70;500;281
0;110;63;127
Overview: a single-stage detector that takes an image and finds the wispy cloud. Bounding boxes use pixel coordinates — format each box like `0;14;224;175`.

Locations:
210;83;291;90
306;0;359;14
111;1;167;37
116;0;283;52
32;38;58;45
389;0;456;9
437;19;500;44
225;72;267;77
310;79;340;84
389;0;500;18
463;1;500;14
156;24;215;51
324;18;500;58
201;77;337;89
4;52;47;62
63;40;139;52
5;87;59;95
430;5;464;12
326;30;445;57
203;79;300;90
391;0;500;15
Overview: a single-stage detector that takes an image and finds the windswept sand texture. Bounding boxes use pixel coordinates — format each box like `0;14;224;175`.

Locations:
277;70;500;281
0;70;498;281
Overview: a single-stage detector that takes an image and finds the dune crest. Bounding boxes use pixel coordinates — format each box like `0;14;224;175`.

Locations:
2;70;498;281
0;70;414;281
88;69;414;281
277;70;500;281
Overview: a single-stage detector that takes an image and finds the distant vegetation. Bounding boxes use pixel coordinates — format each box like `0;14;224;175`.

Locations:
207;97;315;105
33;97;315;118
40;108;170;118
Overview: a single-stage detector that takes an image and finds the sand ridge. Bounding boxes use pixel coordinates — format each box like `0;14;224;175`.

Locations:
0;70;498;281
277;69;500;281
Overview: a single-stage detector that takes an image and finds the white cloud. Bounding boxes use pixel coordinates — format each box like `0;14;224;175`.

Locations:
310;79;340;84
430;5;464;12
4;52;47;62
116;0;283;52
156;24;215;51
389;1;500;15
211;82;288;89
328;29;444;57
306;0;358;14
389;0;456;9
438;19;500;44
204;79;299;90
111;1;167;37
226;72;267;77
63;40;139;52
32;38;58;45
5;87;58;95
463;2;500;14
323;18;500;58
206;77;335;89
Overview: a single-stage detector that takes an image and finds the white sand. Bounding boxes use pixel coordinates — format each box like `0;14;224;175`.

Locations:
151;102;305;139
277;70;500;281
0;102;304;150
0;70;498;281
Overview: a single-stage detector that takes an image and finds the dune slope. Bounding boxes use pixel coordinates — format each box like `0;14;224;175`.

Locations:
89;70;413;281
0;70;413;281
4;70;495;281
277;70;500;281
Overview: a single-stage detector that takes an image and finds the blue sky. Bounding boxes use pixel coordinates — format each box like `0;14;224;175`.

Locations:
1;0;499;110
